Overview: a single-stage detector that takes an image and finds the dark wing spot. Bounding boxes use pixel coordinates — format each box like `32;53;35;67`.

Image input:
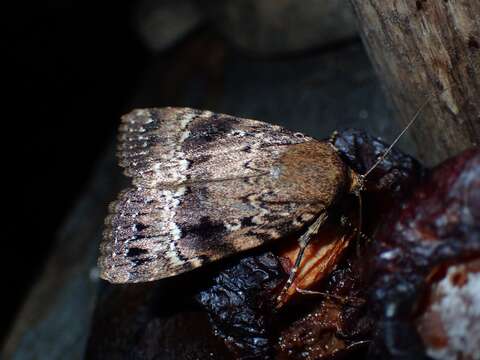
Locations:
131;257;155;267
468;36;479;50
127;247;149;257
185;115;236;146
241;217;255;227
134;223;148;232
193;154;212;164
246;231;274;243
183;216;226;242
180;217;238;255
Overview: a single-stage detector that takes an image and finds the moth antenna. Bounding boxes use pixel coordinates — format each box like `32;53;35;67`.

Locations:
350;85;456;255
362;85;457;179
356;191;363;256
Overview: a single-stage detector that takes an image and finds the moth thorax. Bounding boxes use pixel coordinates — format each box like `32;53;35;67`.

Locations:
278;141;352;205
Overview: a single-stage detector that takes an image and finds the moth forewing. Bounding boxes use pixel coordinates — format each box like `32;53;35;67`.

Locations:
99;107;356;284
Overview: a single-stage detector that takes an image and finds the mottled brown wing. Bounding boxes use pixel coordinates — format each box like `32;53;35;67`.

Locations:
99;107;345;283
115;107;313;188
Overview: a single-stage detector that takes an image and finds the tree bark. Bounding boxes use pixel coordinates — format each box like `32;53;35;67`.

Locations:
350;0;480;165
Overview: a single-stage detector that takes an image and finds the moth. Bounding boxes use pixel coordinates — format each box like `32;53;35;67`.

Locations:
98;106;413;297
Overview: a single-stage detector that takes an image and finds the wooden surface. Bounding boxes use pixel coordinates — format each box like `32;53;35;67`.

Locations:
350;0;480;165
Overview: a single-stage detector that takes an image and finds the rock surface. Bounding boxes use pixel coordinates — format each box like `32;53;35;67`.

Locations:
134;0;204;51
207;0;358;55
134;0;358;55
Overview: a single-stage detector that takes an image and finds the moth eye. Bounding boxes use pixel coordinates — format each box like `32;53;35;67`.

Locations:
294;132;304;138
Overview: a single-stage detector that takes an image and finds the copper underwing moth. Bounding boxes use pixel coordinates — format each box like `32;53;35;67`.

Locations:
99;100;433;297
98;107;368;285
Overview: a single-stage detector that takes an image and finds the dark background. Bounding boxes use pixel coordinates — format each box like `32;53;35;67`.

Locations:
4;0;148;340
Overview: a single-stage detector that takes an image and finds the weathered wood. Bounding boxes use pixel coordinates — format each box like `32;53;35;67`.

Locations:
350;0;480;165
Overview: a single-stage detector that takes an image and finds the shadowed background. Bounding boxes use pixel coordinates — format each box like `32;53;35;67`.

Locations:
4;0;147;343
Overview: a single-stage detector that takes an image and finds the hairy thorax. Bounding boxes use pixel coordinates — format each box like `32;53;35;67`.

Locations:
277;141;355;206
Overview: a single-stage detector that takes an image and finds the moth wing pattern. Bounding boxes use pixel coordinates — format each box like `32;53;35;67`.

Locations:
99;107;348;283
116;107;311;187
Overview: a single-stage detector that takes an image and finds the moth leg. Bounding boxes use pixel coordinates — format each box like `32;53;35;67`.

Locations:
276;212;328;306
